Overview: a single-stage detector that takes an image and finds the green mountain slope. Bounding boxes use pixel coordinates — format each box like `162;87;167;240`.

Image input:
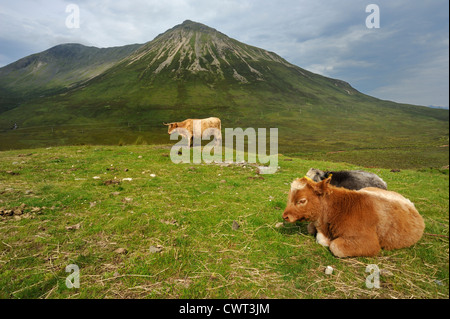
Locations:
75;20;361;120
0;43;143;112
0;20;447;168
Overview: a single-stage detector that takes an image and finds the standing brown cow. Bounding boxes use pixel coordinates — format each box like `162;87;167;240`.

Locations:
282;177;425;257
163;117;222;147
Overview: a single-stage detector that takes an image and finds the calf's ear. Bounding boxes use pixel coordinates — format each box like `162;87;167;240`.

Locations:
320;177;332;193
313;176;332;195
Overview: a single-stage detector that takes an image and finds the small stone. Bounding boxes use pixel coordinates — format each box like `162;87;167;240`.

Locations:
325;266;334;275
232;220;240;230
149;245;163;253
66;223;81;230
31;207;42;213
114;248;128;254
4;210;13;216
275;222;284;228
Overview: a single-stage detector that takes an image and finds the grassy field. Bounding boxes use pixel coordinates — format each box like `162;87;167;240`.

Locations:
1;118;448;170
0;144;448;299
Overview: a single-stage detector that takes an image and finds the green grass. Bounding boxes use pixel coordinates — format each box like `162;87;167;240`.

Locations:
0;145;448;299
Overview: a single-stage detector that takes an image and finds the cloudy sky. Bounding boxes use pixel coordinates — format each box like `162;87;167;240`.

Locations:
0;0;448;108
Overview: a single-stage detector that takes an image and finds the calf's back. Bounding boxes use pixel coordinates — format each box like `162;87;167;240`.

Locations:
360;187;425;250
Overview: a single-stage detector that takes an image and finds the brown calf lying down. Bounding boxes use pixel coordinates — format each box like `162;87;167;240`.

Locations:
282;177;425;257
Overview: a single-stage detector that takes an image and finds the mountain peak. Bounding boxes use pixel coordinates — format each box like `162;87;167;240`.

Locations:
180;20;216;30
161;19;220;36
180;19;204;26
127;20;295;83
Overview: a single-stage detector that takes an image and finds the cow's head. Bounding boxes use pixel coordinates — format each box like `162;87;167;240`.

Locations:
305;168;327;182
163;122;178;134
282;177;332;223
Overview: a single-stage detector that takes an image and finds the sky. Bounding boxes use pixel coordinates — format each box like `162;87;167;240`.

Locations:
0;0;448;108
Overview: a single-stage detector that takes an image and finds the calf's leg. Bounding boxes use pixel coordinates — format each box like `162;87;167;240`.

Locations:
316;231;330;247
329;233;381;258
307;223;317;235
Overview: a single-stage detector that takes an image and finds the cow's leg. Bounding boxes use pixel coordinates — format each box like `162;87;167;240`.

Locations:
316;231;330;247
215;130;222;147
186;133;192;148
307;223;317;235
329;233;381;258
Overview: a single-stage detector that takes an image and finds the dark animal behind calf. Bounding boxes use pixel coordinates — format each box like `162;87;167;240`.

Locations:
306;168;387;190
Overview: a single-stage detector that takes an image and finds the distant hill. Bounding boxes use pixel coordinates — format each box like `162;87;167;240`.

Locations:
428;105;449;110
0;20;448;168
0;43;142;113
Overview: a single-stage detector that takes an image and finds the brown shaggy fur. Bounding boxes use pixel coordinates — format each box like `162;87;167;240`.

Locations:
283;177;425;257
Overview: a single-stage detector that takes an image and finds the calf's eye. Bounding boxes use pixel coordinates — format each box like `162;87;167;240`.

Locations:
297;198;307;205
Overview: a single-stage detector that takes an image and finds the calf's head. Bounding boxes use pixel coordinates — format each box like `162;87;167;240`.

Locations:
305;168;326;182
282;177;331;223
163;122;178;134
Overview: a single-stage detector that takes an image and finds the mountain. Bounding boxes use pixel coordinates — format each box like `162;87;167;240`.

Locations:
0;43;142;112
0;20;447;168
77;20;360;118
